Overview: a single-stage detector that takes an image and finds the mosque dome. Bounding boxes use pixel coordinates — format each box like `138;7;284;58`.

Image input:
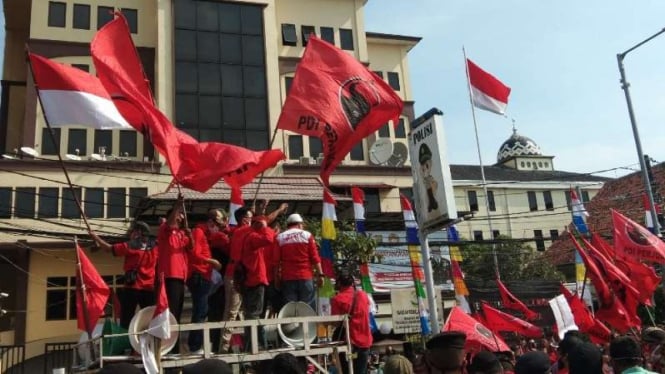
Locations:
496;128;543;163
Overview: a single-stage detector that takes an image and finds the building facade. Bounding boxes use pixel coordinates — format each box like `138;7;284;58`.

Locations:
0;0;607;363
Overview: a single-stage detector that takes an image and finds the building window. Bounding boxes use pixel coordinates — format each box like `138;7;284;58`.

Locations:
534;230;545;251
41;128;61;156
288;136;303;160
175;0;268;148
394;119;406;138
399;188;414;202
73;4;90;30
543;190;554;211
48;2;67;28
373;71;383;79
340;28;354;50
121;8;138;34
550;229;559;241
320;27;334;45
309;137;322;158
0;188;11;218
38;187;59;218
94;130;112;156
62;188;82;219
72;64;89;72
97;6;114;29
565;190;572;211
527;191;538;211
492;230;500;239
378;124;390;138
281;23;297;46
46;277;70;320
285;77;294;95
487;190;496;212
129;188;148;215
473;231;484;241
581;190;590;203
67;129;87;156
119;130;137;157
301;25;315;46
350;142;364;161
365;188;381;213
85;188;104;218
387;72;401;91
468;190;478;211
107;188;126;218
15;188;35;218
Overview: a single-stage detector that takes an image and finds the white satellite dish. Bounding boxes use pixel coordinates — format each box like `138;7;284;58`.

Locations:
89;153;103;161
20;147;39;158
369;138;394;165
66;154;82;161
1;154;16;160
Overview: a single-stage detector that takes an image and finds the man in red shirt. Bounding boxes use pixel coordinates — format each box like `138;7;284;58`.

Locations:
89;221;157;329
331;270;373;374
275;213;323;310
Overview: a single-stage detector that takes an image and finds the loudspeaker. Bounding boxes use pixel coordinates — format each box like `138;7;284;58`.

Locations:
277;302;318;347
128;306;179;354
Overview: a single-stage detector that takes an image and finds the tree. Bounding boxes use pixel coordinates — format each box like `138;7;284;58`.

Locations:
460;235;565;282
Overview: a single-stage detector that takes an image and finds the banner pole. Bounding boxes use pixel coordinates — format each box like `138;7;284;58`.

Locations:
75;236;96;362
252;126;281;206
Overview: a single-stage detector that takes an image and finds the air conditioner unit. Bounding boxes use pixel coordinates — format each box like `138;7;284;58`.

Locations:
299;156;311;166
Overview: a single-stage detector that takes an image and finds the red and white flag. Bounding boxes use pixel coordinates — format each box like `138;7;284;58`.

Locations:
28;53;131;129
141;275;171;374
466;59;511;115
228;187;244;227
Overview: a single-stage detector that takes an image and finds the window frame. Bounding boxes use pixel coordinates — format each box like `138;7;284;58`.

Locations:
543;190;554;211
468;190;478;212
527;191;538;212
281;23;297;46
534;230;545;251
121;8;138;34
38;187;60;219
288;135;303;160
473;231;484;241
97;6;114;30
387;72;401;91
320;26;335;45
487;190;496;212
48;1;67;28
339;28;354;50
301;25;316;46
72;4;91;30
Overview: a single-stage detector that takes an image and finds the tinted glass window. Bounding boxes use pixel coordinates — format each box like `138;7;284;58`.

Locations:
468;190;478;211
121;8;138;34
218;2;241;33
38;188;59;218
387;72;401;91
527;191;538;211
0;188;10;218
175;30;196;61
73;4;90;30
289;136;303;160
365;189;380;213
107;188;126;218
378;124;390;138
72;64;89;72
196;1;218;31
94;130;112;156
197;32;220;62
48;2;66;28
301;25;315;46
119;130;137;157
320;27;335;45
129;188;147;215
285;77;294;95
46;290;67;320
67;129;87;156
281;24;297;46
473;231;484;241
543;190;554;211
41;128;61;156
97;6;114;30
222;97;245;129
350;142;364;160
242;35;265;66
487;190;496;212
240;5;262;35
340;28;354;50
15;188;35;218
309;137;322;158
85;188;104;218
534;230;545;251
394;119;407;138
61;188;82;219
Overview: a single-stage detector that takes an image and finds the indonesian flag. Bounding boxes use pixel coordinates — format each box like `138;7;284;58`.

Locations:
277;36;403;185
496;278;538;321
466;59;511;115
570;189;589;234
228;187;243;227
548;294;578;340
481;303;542;338
76;244;110;334
320;189;337;278
401;194;431;335
352;186;366;232
612;209;665;263
28;53;131;129
141;275;171;374
560;286;610;344
449;226;471;312
643;193;662;233
443;306;510;352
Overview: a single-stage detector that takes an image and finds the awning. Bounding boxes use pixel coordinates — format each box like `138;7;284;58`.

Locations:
329;182;397;189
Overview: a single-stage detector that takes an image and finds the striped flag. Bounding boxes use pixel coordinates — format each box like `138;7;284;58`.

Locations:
320;189;337;277
228;187;243;227
352;186;378;332
448;226;471;313
400;194;431;335
570;188;588;292
643;193;662;233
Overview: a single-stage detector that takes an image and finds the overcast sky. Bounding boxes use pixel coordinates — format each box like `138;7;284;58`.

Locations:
365;0;665;178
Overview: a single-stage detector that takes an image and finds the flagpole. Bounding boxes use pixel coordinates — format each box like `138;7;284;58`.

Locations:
252;125;281;206
26;50;93;233
75;236;96;361
463;47;500;279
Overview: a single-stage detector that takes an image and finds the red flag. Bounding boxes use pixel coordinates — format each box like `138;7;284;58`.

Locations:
579;236;640;301
612;209;665;263
496;278;538;321
443;306;510;352
466;59;511;115
91;14;284;192
481;303;542;338
569;233;612;305
76;245;110;334
559;285;594;331
276;36;403;185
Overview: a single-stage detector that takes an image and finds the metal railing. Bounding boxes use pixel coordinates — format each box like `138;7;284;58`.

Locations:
0;345;25;374
44;342;77;374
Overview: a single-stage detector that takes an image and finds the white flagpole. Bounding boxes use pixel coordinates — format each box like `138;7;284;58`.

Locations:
462;47;500;279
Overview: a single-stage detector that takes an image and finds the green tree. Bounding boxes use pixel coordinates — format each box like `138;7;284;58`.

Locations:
460;235;565;282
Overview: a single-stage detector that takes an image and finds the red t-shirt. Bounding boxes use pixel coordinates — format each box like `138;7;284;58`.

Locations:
157;223;190;280
187;227;213;281
331;286;373;349
195;222;230;254
276;228;320;281
112;241;158;291
225;224;251;279
241;227;275;287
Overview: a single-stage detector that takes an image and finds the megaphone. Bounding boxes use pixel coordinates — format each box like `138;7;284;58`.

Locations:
277;302;318;347
128;306;179;354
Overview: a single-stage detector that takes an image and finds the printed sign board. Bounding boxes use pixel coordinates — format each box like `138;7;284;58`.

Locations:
408;108;457;232
390;287;444;334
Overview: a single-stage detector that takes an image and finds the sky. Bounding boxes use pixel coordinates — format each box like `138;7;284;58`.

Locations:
365;0;665;178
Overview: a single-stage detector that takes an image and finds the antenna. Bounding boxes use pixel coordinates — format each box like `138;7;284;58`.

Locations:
369;138;394;165
387;142;408;167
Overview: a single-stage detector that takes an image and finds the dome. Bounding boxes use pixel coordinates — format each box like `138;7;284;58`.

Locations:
496;129;542;163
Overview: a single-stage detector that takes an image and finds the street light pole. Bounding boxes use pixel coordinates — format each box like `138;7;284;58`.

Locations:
617;27;665;236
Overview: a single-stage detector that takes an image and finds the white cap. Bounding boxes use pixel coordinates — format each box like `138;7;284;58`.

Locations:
286;213;304;224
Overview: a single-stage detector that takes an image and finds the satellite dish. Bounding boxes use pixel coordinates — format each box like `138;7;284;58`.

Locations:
20;147;39;157
369;138;394;165
387;142;408;167
90;153;103;161
66;154;82;161
1;154;17;160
